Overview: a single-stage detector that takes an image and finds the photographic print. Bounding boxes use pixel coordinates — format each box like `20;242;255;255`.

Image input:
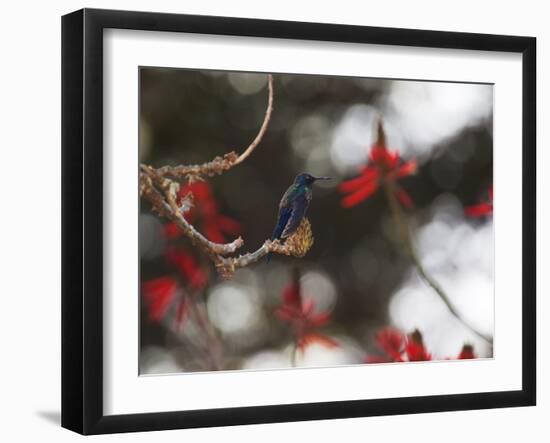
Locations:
139;68;494;375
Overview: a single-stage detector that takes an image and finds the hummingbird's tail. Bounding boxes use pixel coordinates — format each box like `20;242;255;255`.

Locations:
266;232;280;264
266;233;278;263
268;207;290;264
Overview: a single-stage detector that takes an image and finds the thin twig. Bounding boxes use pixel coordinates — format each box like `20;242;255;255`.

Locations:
187;297;223;370
383;181;493;346
232;74;274;166
152;74;273;180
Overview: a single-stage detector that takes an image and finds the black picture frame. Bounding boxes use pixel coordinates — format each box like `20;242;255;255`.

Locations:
62;8;536;435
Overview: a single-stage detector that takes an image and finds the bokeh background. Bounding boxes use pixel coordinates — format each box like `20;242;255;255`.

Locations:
139;68;493;374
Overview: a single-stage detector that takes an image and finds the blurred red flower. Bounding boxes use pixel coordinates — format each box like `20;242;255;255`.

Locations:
457;344;476;359
164;181;241;243
371;327;406;362
142;249;207;330
465;186;493;218
339;122;417;208
405;330;432;361
165;247;207;291
367;327;474;363
142;277;178;322
142;276;189;330
275;271;338;352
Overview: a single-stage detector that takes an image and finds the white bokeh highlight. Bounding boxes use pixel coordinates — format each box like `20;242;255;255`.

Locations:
300;270;338;314
295;336;364;367
330;81;493;173
243;350;291;370
227;72;268;95
383;81;493;158
207;282;263;339
330;104;377;174
390;195;494;358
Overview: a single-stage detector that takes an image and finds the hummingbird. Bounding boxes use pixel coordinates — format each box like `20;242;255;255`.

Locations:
268;173;330;261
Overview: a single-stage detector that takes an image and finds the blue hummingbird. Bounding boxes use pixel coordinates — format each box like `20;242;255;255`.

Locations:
268;173;330;261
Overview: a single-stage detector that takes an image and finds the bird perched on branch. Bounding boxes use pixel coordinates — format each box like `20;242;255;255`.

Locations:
268;173;330;261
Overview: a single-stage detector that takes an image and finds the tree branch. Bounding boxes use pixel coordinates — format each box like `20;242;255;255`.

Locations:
141;165;244;256
140;74;313;277
214;219;314;278
151;74;273;180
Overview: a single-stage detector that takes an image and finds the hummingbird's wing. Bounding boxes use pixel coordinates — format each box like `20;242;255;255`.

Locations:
271;206;292;240
279;184;301;208
281;195;309;239
272;185;301;240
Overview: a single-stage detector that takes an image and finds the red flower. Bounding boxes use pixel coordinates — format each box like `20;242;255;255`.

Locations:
142;277;188;330
372;327;406;362
142;277;178;322
339;121;417;208
165;247;207;291
458;344;476;359
142;248;207;330
405;330;432;361
366;327;475;363
275;270;338;352
465;186;493;218
164;181;241;243
366;327;433;362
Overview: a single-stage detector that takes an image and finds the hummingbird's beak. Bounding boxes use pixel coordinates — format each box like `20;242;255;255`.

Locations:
313;176;331;181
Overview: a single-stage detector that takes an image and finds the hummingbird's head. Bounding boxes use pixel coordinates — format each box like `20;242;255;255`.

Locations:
295;173;331;186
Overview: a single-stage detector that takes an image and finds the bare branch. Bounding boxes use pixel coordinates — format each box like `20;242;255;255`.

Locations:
139;172;168;217
142;164;313;276
232;74;274;166
215;219;314;278
152;74;273;181
141;165;244;256
140;75;314;277
153;152;239;181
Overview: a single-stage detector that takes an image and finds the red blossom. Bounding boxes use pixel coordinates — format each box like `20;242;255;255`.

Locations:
405;340;432;361
374;327;406;362
339;122;417;208
142;277;178;322
163;181;241;243
465;185;493;218
405;330;432;361
165;247;207;290
142;247;207;330
366;326;474;363
458;344;476;359
142;276;191;330
275;270;337;352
